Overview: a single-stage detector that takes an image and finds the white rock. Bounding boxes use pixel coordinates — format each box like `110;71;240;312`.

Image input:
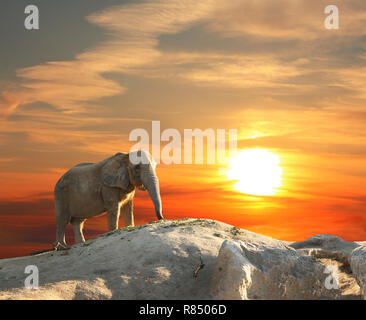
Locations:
350;245;366;299
0;219;364;300
211;235;365;300
0;219;229;300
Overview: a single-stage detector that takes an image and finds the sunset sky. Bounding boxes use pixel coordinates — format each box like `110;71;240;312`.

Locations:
1;0;366;258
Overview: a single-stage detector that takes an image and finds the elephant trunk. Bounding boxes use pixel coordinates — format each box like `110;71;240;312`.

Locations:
141;167;163;220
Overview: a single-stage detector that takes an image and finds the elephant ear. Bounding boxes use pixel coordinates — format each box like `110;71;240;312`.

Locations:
101;153;130;190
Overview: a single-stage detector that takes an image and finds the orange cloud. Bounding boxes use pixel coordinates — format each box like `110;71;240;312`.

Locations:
0;92;22;120
1;0;219;116
207;0;366;39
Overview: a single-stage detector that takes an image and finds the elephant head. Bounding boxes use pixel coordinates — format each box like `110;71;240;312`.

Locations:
101;151;163;220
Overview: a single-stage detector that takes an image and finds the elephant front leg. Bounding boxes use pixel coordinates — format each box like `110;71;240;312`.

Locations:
71;218;86;244
107;205;120;231
121;198;134;227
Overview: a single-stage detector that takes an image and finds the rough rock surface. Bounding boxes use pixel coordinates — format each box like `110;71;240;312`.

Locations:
0;219;365;300
210;235;364;300
350;244;366;298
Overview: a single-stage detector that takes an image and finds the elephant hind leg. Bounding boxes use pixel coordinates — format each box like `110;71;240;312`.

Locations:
54;197;70;250
71;217;86;244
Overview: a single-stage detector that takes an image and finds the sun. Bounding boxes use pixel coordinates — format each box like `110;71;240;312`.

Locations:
226;149;282;196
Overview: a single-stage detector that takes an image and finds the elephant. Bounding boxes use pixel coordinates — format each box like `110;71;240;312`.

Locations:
53;150;163;250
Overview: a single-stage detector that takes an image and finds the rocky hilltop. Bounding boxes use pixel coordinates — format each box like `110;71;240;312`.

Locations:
0;219;365;300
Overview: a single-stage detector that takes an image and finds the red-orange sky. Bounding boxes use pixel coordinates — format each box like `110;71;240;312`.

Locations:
1;0;366;258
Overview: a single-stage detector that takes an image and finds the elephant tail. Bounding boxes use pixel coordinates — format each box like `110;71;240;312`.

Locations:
54;171;71;224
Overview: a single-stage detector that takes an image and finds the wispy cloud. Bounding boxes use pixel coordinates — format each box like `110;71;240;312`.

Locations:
206;0;366;39
0;0;218;117
2;0;366;118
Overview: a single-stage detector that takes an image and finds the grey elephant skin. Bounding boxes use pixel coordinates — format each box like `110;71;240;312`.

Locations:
53;150;163;249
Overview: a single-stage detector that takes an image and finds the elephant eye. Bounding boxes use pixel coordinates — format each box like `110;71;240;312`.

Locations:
135;164;141;170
